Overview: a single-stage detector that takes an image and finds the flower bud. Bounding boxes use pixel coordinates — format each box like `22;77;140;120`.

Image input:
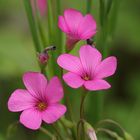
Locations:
38;46;56;64
84;122;97;140
38;52;49;64
124;132;134;140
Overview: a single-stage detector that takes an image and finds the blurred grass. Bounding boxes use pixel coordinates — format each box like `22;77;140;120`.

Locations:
0;0;140;139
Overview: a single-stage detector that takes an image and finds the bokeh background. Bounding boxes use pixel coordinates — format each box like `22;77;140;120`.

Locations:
0;0;140;139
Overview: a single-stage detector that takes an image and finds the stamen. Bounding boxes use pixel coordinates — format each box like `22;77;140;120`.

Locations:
83;75;90;81
37;102;47;111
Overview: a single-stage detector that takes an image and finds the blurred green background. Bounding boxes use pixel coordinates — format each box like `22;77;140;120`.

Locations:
0;0;140;139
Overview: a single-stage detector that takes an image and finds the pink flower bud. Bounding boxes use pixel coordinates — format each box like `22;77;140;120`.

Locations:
38;52;49;64
84;122;97;140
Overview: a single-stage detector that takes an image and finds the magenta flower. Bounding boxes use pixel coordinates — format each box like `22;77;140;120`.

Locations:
57;45;117;91
8;72;66;130
58;9;96;51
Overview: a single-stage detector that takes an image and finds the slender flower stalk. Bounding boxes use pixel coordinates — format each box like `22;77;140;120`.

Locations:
40;127;54;138
79;89;88;140
23;0;41;52
80;89;88;119
86;0;92;14
97;128;124;140
99;0;105;27
52;124;65;140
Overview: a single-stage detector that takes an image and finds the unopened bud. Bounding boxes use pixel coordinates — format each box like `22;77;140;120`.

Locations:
84;122;97;140
124;132;134;140
38;52;49;64
38;46;56;64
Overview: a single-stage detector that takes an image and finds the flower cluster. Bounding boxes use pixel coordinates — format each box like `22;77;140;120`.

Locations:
7;6;118;140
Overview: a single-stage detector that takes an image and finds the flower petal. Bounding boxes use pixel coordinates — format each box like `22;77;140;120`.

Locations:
79;45;102;77
57;54;83;74
46;77;64;103
42;104;66;124
20;108;42;130
78;14;96;39
64;9;83;34
58;16;69;33
23;72;48;99
8;89;36;112
95;56;117;79
63;72;84;88
84;79;111;91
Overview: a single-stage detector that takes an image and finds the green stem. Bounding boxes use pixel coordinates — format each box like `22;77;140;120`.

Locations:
23;0;41;52
80;90;88;119
56;0;62;54
47;0;54;44
94;92;104;123
59;119;72;139
99;0;105;27
77;120;83;140
97;128;124;139
106;0;113;16
40;127;54;138
77;89;88;140
86;0;92;13
52;124;64;140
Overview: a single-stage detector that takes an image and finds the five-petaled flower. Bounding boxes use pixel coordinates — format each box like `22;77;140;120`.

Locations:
58;8;96;51
57;45;117;91
8;72;66;130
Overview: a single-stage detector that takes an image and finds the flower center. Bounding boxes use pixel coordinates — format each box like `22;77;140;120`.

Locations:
37;102;47;111
83;75;90;81
82;74;91;81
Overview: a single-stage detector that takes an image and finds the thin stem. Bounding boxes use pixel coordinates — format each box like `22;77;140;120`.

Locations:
34;0;47;49
23;0;41;52
56;0;62;54
80;89;88;119
99;0;105;27
40;127;54;138
47;0;54;44
97;119;125;133
77;119;83;140
97;128;123;139
94;92;104;123
106;0;113;16
52;124;64;140
61;69;74;122
86;0;92;13
59;119;72;139
77;89;88;140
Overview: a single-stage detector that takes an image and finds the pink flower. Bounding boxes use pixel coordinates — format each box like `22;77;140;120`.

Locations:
8;72;66;130
31;0;47;17
58;9;96;51
57;45;117;91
